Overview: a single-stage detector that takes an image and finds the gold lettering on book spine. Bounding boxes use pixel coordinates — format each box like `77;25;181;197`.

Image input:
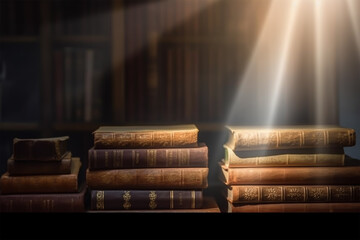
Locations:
123;191;131;209
96;191;104;210
147;150;157;167
149;191;157;209
170;191;174;209
191;191;196;208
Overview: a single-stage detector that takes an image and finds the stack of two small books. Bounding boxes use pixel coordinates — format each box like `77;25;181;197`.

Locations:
0;136;85;212
86;124;213;212
219;125;360;212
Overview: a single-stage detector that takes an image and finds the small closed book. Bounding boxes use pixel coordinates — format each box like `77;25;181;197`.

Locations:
93;124;199;149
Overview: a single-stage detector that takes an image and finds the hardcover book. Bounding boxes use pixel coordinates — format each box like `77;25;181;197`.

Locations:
0;157;81;194
0;183;86;212
225;185;360;203
90;189;203;210
13;136;69;161
7;152;72;175
225;125;356;151
86;167;208;189
93;124;199;149
88;143;208;170
223;145;345;167
219;161;360;185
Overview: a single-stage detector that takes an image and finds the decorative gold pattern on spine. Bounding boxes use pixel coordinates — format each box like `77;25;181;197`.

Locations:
149;191;157;209
170;191;174;209
147;150;157;167
191;191;196;208
123;191;131;209
96;191;105;210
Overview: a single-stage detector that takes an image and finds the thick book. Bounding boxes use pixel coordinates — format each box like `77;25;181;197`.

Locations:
90;189;203;210
93;125;199;149
225;125;356;151
86;167;208;189
219;161;360;185
13;136;69;161
0;184;86;212
88;143;208;170
223;145;345;167
224;201;360;213
0;157;81;194
7;152;72;175
225;185;360;203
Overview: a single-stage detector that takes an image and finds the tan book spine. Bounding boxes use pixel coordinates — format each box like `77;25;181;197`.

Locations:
227;185;360;203
220;163;360;185
86;168;208;189
226;126;356;150
223;145;345;167
0;158;81;194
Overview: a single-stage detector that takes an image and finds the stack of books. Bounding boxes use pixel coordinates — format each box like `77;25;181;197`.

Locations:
0;136;85;212
219;125;360;212
86;124;210;211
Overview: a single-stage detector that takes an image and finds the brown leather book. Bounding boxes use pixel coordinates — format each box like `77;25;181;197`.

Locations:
219;161;360;185
225;201;360;213
86;167;208;189
88;143;208;170
225;185;360;203
223;145;345;167
225;125;356;151
93;125;199;149
90;189;203;210
0;183;86;212
0;157;81;194
13;136;69;161
7;152;72;175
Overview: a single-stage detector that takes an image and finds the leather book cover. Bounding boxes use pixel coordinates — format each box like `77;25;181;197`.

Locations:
7;152;72;175
13;136;69;161
93;124;199;149
90;189;203;210
225;125;356;151
0;183;86;212
88;143;208;170
0;157;81;194
86;167;208;189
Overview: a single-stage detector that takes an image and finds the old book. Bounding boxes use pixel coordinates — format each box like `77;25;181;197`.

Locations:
88;143;208;170
224;201;360;213
225;185;360;203
86;167;208;189
90;189;203;210
225;125;356;151
0;157;81;194
223;145;345;167
13;136;69;161
93;125;198;149
7;152;72;175
0;183;86;212
219;161;360;185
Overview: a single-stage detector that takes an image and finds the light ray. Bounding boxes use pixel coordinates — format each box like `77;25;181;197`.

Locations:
346;0;360;57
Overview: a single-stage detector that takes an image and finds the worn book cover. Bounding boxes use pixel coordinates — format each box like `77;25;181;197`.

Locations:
7;152;72;175
223;145;345;167
93;124;199;149
0;157;81;194
225;125;356;151
13;136;69;161
88;143;208;170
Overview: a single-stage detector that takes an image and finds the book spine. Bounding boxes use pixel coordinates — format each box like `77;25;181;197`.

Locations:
88;146;208;170
7;158;72;176
90;190;203;210
12;139;68;161
86;168;208;189
225;149;345;167
0;190;85;212
232;128;356;150
93;130;198;149
228;185;360;203
226;166;360;185
0;173;78;194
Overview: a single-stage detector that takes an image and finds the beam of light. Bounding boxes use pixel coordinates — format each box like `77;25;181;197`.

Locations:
346;0;360;57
